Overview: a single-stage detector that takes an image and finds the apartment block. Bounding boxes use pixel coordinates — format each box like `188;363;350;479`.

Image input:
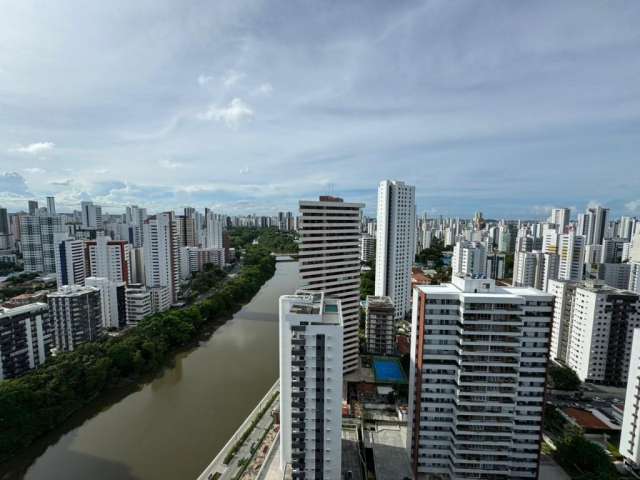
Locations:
299;196;363;373
408;275;553;479
279;291;343;480
0;303;51;380
365;295;395;355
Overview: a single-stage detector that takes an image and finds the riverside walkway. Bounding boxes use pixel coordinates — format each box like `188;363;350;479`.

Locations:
197;381;280;480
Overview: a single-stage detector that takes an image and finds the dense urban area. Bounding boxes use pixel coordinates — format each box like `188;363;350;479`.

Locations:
1;187;640;480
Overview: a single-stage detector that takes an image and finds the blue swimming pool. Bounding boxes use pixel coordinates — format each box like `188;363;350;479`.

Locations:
372;358;407;383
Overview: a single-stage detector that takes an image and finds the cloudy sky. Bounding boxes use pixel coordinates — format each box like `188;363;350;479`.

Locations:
1;1;639;218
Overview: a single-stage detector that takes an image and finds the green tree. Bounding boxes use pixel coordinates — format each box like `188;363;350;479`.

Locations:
554;433;618;479
548;365;581;391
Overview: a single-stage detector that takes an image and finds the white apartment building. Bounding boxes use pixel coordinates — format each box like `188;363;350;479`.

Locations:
0;303;51;381
80;201;103;230
279;291;342;480
375;180;416;320
597;263;631;289
125;283;152;325
299;196;363;373
558;232;585;281
408;275;553;480
86;236;131;284
550;208;570;233
512;251;545;289
204;211;224;249
179;246;225;280
47;285;103;352
452;240;487;278
360;234;376;264
549;280;640;385
143;212;179;305
85;277;127;330
620;329;640;472
54;235;86;287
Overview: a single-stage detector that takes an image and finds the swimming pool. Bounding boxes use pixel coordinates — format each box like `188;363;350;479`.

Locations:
372;357;407;383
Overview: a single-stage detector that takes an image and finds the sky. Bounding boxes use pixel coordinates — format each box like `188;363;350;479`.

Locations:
1;0;640;219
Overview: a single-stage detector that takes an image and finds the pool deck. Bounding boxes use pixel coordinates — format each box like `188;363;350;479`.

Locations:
372;357;408;384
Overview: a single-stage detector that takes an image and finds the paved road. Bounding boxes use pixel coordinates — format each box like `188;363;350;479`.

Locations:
197;383;279;480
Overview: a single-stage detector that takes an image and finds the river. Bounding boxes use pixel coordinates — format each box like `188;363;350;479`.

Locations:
0;259;299;480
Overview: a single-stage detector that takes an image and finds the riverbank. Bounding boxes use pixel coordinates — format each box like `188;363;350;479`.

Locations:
0;258;300;480
0;244;277;465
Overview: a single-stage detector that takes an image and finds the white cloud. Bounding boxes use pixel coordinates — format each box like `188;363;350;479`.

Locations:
197;74;213;86
198;98;254;128
23;167;46;174
586;200;602;210
49;178;73;186
252;83;273;96
223;70;245;88
626;200;640;213
159;159;184;169
239;166;250;174
9;142;55;154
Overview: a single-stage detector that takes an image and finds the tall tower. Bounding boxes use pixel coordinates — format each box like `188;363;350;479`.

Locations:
299;196;363;373
408;275;553;479
375;180;416;319
143;212;179;306
279;291;343;479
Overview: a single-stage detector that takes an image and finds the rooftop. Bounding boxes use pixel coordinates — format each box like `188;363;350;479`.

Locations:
362;424;412;480
0;302;48;318
48;284;99;297
416;277;553;298
281;290;342;325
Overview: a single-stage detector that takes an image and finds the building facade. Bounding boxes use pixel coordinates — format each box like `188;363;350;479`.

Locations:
0;303;51;381
299;196;363;373
279;291;343;480
408;275;553;479
365;295;395;355
375;180;416;319
47;285;103;352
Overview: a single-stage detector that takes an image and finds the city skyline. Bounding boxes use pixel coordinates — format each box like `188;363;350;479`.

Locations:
1;1;640;217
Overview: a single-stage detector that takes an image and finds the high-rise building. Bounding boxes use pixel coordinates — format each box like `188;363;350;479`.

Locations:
20;214;65;273
125;283;152;325
512;251;544;289
28;200;38;216
204;210;224;249
85;236;131;284
47;285;103;352
597;263;631;289
548;280;640;386
486;252;507;280
0;206;9;235
54;235;86;287
582;206;609;245
85;277;126;330
375;180;416;320
452;240;487;277
279;291;343;479
620;329;640;472
365;295;395;355
80;201;103;230
46;196;56;215
558;232;585;281
601;237;627;263
299;196;363;373
630;262;640;294
549;207;570;233
143;212;179;306
408;275;553;479
0;303;51;381
360;234;376;264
